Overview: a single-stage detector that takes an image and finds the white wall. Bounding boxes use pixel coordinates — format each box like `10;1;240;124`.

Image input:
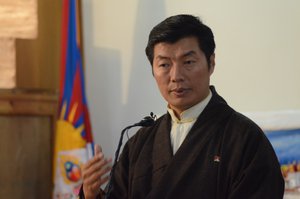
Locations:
82;0;300;157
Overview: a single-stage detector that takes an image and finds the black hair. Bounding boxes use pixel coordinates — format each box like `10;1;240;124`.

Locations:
145;14;215;68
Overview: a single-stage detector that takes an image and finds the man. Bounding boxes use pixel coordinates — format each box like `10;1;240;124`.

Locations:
80;14;284;199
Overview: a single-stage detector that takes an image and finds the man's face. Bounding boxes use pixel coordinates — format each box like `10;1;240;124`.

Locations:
152;36;215;116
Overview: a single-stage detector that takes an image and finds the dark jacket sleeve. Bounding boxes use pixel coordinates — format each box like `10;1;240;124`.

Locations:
106;142;130;199
224;117;285;199
107;126;154;199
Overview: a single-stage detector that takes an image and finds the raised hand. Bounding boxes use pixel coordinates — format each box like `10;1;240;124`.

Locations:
82;144;112;199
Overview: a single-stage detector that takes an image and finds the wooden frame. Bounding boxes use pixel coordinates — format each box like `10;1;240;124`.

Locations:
0;89;58;198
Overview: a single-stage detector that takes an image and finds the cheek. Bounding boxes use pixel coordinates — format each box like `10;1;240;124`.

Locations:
191;71;210;87
155;77;165;89
154;76;169;94
154;69;167;83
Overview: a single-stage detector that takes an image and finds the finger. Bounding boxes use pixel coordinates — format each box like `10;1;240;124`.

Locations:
85;144;105;169
88;163;111;186
86;168;111;189
87;164;111;191
96;160;112;177
83;151;105;169
94;144;102;155
83;179;101;198
99;174;110;185
83;157;111;177
87;155;110;173
83;158;111;182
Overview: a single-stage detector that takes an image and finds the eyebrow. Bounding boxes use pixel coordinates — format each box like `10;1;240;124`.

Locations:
155;55;169;61
182;50;196;58
155;50;196;60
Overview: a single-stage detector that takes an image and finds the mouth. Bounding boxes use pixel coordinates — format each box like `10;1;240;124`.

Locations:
170;88;190;96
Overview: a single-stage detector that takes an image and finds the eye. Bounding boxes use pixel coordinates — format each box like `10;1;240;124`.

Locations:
184;60;196;65
159;63;170;68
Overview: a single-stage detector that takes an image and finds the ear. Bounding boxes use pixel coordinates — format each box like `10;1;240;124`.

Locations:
209;53;215;75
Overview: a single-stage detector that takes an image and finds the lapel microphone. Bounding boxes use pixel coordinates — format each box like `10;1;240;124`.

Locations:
105;112;156;199
134;112;156;127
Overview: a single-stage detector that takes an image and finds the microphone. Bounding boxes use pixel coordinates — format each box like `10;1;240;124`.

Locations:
134;112;156;127
105;112;156;199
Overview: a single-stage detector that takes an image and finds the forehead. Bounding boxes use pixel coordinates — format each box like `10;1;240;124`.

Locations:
154;36;199;50
153;36;202;59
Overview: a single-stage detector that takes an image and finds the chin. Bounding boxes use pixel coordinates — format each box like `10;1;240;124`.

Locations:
170;102;192;111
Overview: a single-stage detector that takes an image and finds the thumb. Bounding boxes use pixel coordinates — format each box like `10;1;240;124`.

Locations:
94;144;102;155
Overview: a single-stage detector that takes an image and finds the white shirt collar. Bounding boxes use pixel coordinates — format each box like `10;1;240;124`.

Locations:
167;90;212;124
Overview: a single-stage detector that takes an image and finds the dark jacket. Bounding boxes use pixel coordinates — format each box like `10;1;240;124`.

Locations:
81;86;284;199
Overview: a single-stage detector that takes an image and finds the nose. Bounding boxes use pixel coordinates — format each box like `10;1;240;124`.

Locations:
170;64;184;82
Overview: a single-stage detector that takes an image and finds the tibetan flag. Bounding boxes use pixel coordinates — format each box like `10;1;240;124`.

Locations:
53;0;93;198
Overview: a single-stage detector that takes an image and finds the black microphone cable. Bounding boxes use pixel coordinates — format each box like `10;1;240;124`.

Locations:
104;112;156;199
